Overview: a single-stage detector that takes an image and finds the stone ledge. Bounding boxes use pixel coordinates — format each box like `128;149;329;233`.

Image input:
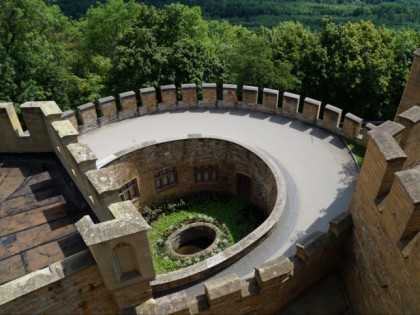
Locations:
140;87;156;94
76;201;150;246
98;96;115;104
0;250;94;305
77;102;95;112
204;274;241;306
119;91;136;99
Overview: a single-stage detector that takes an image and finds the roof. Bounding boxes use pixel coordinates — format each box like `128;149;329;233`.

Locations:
0;153;96;285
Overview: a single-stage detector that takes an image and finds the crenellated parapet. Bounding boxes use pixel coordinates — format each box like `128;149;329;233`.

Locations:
40;82;373;146
136;212;352;315
0;101;157;309
342;105;420;314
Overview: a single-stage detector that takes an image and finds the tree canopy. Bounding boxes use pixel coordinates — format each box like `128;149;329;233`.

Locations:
1;0;420;120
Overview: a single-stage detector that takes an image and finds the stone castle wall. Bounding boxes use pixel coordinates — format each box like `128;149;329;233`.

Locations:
0;251;120;314
340;105;420;313
136;213;353;315
1;47;419;314
104;138;277;213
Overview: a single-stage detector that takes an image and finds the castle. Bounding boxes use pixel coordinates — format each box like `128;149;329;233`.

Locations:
0;49;418;314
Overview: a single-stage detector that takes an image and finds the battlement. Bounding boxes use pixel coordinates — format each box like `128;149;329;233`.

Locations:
0;84;376;154
136;212;352;315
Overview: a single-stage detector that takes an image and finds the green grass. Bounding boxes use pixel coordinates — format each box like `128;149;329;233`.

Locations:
146;195;263;274
347;140;366;168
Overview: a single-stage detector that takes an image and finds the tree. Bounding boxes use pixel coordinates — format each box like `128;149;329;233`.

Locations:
319;18;396;119
0;0;72;107
262;22;328;98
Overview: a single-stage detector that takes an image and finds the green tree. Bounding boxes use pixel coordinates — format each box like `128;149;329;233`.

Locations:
319;18;395;119
263;22;328;97
0;0;72;107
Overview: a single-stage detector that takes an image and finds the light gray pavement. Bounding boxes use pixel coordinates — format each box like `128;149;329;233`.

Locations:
78;108;358;296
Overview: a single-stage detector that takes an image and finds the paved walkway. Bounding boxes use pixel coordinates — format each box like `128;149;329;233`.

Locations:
78;109;358;296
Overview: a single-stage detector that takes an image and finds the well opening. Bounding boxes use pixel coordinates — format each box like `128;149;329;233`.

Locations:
166;222;220;258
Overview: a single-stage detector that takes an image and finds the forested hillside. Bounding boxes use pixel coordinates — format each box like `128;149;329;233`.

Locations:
1;0;420;121
50;0;420;30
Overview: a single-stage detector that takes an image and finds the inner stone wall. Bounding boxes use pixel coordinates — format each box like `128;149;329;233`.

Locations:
105;138;277;214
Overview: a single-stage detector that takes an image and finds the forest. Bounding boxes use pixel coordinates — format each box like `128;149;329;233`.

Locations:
52;0;420;30
1;0;420;120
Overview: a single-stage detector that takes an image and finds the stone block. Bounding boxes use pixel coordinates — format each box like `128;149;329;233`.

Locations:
61;110;78;131
343;113;363;139
51;120;78;146
242;85;258;109
302;97;321;123
160;84;177;109
282;92;300;118
204;274;242;307
255;256;293;289
220;84;237;108
67;143;98;173
98;96;118;124
328;212;353;238
323;104;342;130
362;123;376;147
201;83;217;107
119;91;137;117
139;87;157;113
295;231;330;263
262;88;279;111
77;102;98;131
181;83;198;107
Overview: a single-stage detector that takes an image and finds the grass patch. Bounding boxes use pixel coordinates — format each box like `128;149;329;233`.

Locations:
347;139;366;167
145;192;265;274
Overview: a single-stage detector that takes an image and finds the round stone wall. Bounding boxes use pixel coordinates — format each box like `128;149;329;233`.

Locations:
103;136;286;291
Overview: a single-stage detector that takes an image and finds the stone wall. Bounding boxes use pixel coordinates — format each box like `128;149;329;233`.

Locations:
136;213;352;315
104;137;278;213
24;82;374;147
340;103;420;314
0;251;120;315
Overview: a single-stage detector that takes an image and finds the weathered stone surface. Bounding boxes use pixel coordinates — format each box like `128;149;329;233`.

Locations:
119;91;137;115
77;102;98;130
160;84;177;106
221;84;237;107
85;168;119;195
342;113;363;138
362;122;376;147
255;256;293;289
181;83;197;106
302;97;321;122
61;110;78;130
262;88;279;110
295;231;330;263
243;85;258;106
139;87;157;111
201;83;217;105
323;104;342;130
76;202;149;245
282;92;300;118
328;212;353;238
67;143;97;165
204;274;242;306
98;96;117;123
397;48;420;116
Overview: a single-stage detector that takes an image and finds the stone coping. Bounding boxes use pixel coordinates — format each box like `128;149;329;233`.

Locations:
119;91;136;99
99;134;286;293
140;87;156;94
325;104;342;114
0;250;95;305
263;88;279;95
345;112;363;123
202;83;217;88
161;84;176;91
223;84;237;90
181;83;197;89
98;96;115;104
77;102;95;112
243;85;258;92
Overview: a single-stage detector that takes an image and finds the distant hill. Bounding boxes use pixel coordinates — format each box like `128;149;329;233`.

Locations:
49;0;420;30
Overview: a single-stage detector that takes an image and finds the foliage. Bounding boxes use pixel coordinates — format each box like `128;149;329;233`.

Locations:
2;0;420;121
145;192;266;274
347;140;366;167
